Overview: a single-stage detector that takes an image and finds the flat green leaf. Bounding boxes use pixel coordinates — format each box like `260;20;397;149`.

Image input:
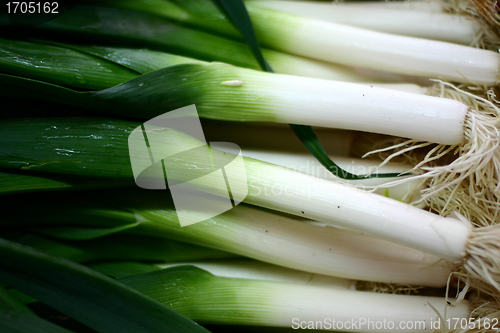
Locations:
0;286;75;333
0;238;211;333
89;262;161;279
0;5;263;70
0;37;138;90
0;169;130;195
44;42;205;74
0;285;34;314
2;288;38;307
5;232;239;266
0;116;136;178
32;222;141;240
211;0;272;72
289;125;400;180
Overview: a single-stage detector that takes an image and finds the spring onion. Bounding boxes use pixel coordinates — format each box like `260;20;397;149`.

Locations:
0;37;431;93
119;266;469;333
2;189;453;287
249;0;482;45
0;238;211;333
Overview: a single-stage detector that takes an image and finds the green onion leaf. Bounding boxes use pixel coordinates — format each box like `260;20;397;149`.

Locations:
0;286;75;333
0;238;211;333
0;169;130;195
4;232;239;264
32;223;141;240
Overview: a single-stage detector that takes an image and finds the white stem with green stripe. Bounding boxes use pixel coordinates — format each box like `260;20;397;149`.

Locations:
202;120;424;204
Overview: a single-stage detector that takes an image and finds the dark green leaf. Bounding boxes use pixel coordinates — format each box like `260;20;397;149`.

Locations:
0;286;75;333
6;232;240;264
0;285;34;314
0;37;137;90
0;169;130;195
89;262;161;279
0;238;211;333
289;124;401;179
32;222;141;240
211;0;272;72
0;5;264;70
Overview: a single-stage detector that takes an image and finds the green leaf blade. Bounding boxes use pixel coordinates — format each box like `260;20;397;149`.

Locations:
0;238;211;333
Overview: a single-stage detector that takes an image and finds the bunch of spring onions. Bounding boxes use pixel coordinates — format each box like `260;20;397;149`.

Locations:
0;37;498;224
1;0;500;332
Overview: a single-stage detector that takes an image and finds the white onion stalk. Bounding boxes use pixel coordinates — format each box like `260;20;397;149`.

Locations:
134;127;500;291
157;260;354;289
241;3;499;85
261;48;388;82
127;190;452;287
249;0;482;45
121;266;470;333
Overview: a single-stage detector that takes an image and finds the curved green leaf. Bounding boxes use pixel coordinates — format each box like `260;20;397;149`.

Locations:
0;37;137;90
0;169;130;195
32;222;141;240
0;5;264;70
0;286;75;333
89;262;161;279
211;0;272;72
0;238;211;333
5;233;240;264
